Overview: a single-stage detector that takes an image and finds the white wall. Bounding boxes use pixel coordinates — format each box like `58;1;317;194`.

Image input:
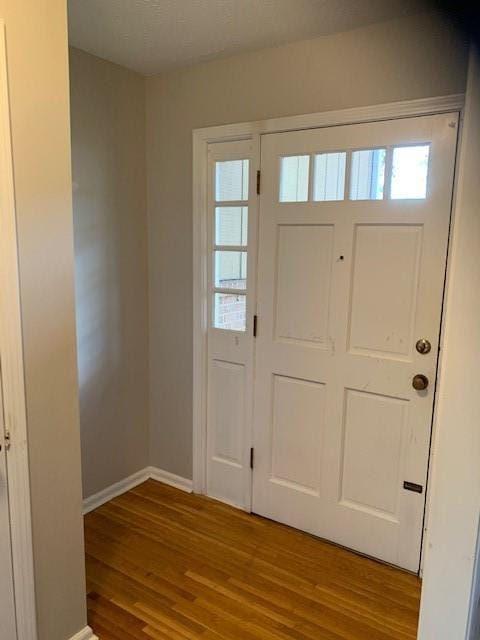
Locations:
69;47;149;498
418;47;480;640
0;1;88;638
146;11;469;479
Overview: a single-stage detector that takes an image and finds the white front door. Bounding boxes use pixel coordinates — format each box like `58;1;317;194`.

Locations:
252;113;458;571
0;386;17;638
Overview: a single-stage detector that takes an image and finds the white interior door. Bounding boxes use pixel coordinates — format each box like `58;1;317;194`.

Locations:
252;113;458;571
0;387;17;639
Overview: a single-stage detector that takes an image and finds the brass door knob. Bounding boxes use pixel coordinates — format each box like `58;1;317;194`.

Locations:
412;374;429;391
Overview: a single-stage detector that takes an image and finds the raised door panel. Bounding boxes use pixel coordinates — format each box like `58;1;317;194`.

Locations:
275;224;334;346
340;389;408;520
211;360;244;466
270;374;326;495
349;224;422;359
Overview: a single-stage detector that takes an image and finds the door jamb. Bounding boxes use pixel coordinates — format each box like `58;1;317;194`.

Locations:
0;20;38;640
193;93;464;498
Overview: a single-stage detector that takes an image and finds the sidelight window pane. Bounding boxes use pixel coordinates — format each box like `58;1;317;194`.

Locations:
215;159;249;201
215;251;247;289
215;207;248;246
214;293;246;331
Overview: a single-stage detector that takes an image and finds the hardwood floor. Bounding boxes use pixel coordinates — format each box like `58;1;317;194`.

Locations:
85;479;421;639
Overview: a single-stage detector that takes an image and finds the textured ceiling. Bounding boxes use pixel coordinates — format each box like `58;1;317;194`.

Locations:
68;0;423;76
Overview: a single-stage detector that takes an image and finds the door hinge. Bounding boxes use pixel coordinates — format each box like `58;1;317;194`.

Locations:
256;170;261;195
403;481;423;494
3;430;11;452
253;314;258;338
250;447;254;469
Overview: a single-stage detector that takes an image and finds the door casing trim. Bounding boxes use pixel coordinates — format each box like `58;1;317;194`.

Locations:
0;20;37;640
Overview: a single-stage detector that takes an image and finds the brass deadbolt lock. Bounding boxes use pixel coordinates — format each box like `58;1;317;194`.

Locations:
416;339;432;354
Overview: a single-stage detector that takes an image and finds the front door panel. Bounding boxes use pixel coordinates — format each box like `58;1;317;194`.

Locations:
252;114;458;571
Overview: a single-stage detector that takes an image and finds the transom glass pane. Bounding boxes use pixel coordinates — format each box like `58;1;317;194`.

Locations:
350;149;386;200
279;155;310;202
215;251;247;289
391;145;430;199
215;207;248;246
313;152;346;201
214;293;246;331
215;159;249;201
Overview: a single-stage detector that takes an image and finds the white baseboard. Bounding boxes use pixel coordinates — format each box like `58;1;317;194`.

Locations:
68;626;98;640
148;466;193;493
83;466;192;514
83;468;150;514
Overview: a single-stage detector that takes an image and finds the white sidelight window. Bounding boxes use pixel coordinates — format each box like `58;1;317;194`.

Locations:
204;139;258;509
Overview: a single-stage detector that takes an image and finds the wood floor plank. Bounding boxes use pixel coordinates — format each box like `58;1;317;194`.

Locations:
85;479;421;639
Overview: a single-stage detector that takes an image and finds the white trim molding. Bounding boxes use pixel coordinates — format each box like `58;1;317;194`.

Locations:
192;93;465;496
0;20;37;640
148;466;193;493
83;468;151;514
192;94;465;144
192;132;208;495
68;626;98;640
83;467;192;514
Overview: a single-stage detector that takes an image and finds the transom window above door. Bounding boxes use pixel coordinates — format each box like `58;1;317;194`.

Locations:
279;144;430;203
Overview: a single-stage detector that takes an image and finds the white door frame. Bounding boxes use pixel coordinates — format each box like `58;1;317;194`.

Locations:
0;20;38;640
193;92;464;497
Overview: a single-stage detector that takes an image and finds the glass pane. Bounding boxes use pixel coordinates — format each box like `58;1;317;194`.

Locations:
313;152;346;201
350;149;386;200
279;155;309;202
215;207;248;246
391;145;430;199
214;293;246;331
215;159;249;201
215;251;247;289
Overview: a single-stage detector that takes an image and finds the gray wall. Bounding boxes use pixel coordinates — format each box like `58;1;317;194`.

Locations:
0;1;88;638
146;12;469;479
69;47;149;498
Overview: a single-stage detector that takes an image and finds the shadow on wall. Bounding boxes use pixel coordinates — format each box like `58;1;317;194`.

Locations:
69;47;149;499
73;147;128;490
